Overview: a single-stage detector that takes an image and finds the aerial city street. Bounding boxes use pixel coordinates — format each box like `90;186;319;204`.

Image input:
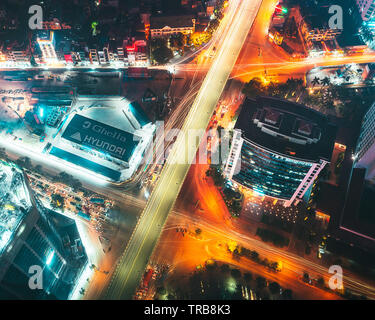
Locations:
0;0;375;306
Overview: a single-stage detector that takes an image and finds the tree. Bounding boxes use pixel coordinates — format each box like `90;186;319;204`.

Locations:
205;259;217;270
220;264;230;273
317;277;325;287
51;193;65;210
230;268;242;279
256;276;266;290
151;45;173;65
282;289;293;300
269;282;281;295
34;164;43;174
170;33;185;52
0;148;7;160
206;166;225;186
321;77;331;87
242;77;266;98
360;25;374;43
227;240;238;253
270;261;279;271
250;250;259;261
207;18;220;34
71;180;82;192
311;77;320;87
191;31;210;46
16;156;32;170
244;272;253;283
303;272;310;283
229;201;242;217
156;286;167;296
82;189;93;197
260;291;271;300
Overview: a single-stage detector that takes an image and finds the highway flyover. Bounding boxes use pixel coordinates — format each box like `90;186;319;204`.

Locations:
104;0;263;299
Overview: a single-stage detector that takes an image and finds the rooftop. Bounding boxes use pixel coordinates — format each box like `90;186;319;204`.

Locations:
150;14;195;29
53;96;154;180
340;168;375;242
235;96;337;162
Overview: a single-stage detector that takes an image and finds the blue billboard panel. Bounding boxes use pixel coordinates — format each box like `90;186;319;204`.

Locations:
62;114;139;162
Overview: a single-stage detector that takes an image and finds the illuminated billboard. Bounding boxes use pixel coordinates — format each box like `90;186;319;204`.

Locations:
61;114;140;162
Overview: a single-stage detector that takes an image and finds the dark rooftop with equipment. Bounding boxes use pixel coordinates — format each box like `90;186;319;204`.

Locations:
235;96;337;162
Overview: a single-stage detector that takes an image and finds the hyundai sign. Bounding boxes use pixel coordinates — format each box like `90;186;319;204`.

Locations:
62;114;139;162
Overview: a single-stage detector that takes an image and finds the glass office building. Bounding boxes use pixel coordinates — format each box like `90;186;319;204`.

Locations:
0;160;87;299
225;97;337;206
235;141;313;199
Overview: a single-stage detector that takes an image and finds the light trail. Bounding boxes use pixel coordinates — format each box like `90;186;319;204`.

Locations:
167;210;375;299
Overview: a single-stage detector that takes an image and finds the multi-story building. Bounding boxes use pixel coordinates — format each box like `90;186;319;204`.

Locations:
0;160;87;299
49;96;155;182
36;31;58;64
9;51;30;65
225;97;337;207
354;102;375;182
125;40;148;66
295;5;343;43
150;14;196;38
97;50;107;65
357;0;375;21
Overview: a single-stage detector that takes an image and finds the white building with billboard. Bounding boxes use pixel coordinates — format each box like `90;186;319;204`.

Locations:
50;96;155;182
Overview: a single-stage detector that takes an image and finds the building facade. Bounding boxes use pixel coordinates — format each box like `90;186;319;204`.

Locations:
354;102;375;182
357;0;375;21
225;97;337;207
150;15;196;38
0;160;87;299
37;31;58;64
50;96;155;182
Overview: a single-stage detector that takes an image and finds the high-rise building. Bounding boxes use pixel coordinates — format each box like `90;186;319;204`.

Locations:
357;0;375;21
225;97;337;207
354;102;375;182
324;102;375;256
0;160;87;299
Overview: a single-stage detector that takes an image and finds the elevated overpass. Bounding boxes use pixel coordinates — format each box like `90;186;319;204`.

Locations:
104;0;263;299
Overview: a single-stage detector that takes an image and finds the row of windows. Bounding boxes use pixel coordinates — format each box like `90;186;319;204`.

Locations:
233;142;312;199
26;227;65;276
